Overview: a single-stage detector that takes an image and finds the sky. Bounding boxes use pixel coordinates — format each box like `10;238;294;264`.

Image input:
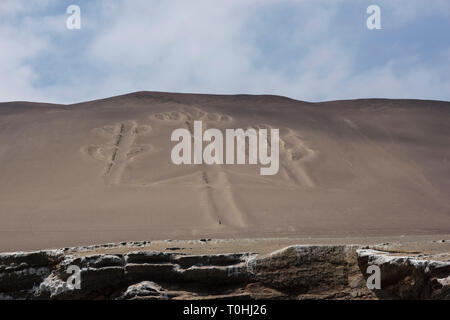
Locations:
0;0;449;104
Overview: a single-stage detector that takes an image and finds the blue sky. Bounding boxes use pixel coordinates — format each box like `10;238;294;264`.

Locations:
0;0;449;103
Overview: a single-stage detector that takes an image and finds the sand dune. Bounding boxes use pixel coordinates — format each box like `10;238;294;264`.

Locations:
0;92;449;251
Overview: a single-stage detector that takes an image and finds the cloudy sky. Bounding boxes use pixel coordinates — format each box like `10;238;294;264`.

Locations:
1;0;449;104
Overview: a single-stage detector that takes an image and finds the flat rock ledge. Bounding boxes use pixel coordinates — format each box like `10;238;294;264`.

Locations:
0;244;448;300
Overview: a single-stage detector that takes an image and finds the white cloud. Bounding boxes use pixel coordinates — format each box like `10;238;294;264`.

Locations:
0;0;449;103
0;25;49;101
0;0;61;102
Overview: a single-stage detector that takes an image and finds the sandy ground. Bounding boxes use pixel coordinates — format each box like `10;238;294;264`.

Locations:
72;235;450;260
0;92;449;252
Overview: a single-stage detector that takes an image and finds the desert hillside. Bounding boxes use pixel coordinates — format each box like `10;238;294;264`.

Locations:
0;92;449;251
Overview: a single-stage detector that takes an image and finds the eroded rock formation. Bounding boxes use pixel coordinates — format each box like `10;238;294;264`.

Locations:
357;249;450;299
0;243;448;300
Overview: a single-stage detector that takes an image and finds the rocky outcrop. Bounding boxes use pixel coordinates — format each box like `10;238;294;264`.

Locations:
117;281;168;300
0;243;448;300
246;245;373;299
0;250;64;298
357;249;450;299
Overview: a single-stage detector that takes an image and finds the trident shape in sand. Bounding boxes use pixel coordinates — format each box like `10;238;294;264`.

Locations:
171;120;280;175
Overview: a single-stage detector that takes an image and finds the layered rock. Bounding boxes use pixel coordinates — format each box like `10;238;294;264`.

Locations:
357;249;450;299
246;245;372;299
0;244;448;300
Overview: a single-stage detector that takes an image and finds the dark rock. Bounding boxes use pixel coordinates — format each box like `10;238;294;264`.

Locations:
0;266;50;293
125;263;178;281
180;265;248;284
0;251;63;267
116;281;167;300
125;251;174;264
357;249;450;299
1;244;448;300
175;253;245;269
248;246;365;296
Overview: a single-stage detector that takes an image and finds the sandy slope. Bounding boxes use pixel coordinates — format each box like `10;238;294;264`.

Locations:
0;92;449;251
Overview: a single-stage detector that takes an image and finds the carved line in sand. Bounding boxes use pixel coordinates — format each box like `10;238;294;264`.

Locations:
151;108;246;228
251;124;317;188
83;120;153;186
83;108;316;228
149;110;316;187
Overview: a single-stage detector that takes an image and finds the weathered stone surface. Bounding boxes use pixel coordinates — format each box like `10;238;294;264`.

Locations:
125;263;178;281
180;264;248;284
116;281;168;300
0;244;448;300
125;251;174;264
80;267;126;292
248;245;370;298
431;276;450;299
58;254;125;271
0;250;63;294
0;266;50;293
357;249;450;299
87;255;125;268
175;254;246;269
38;266;126;299
0;250;63;267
